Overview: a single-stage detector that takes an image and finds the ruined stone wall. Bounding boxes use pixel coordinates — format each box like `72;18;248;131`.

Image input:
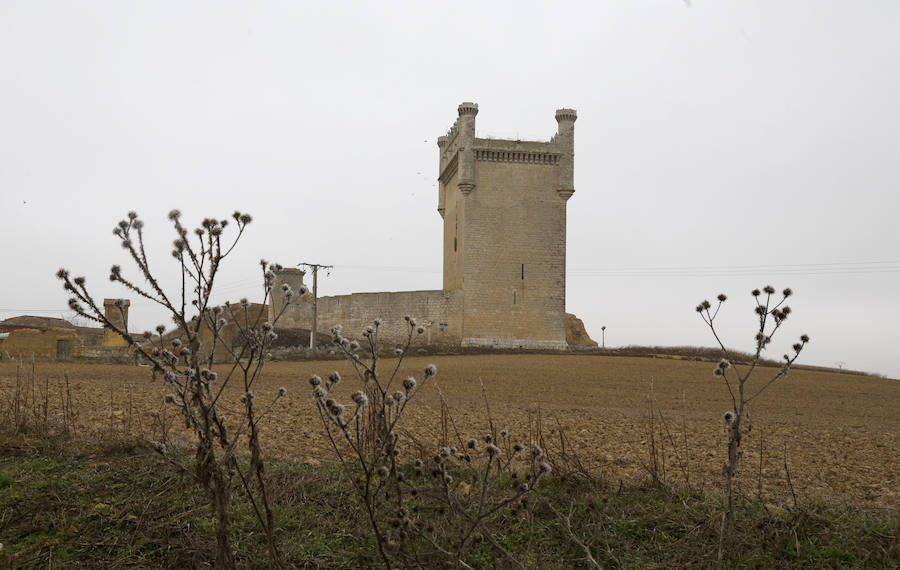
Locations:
0;328;83;360
279;289;464;347
269;268;316;331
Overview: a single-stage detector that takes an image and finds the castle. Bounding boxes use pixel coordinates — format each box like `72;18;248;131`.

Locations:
272;102;593;349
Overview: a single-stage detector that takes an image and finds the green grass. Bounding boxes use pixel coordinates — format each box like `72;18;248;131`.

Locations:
0;440;896;568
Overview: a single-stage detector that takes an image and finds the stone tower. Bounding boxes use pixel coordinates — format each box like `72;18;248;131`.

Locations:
102;298;130;347
437;103;576;349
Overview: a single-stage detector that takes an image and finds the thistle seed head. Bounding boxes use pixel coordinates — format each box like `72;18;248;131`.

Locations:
424;364;437;378
351;391;368;406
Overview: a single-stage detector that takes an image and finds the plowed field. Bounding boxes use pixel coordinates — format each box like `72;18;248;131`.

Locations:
2;355;897;508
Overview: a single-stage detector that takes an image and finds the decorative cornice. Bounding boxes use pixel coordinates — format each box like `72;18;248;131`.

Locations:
474;149;560;165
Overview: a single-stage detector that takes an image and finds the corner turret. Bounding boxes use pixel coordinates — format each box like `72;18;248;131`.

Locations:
554;108;577;200
457;102;478;195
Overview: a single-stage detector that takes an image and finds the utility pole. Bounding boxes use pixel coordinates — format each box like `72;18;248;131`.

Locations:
601;325;606;349
299;262;332;350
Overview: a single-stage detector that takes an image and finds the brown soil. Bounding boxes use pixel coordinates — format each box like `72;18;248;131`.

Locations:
2;355;897;508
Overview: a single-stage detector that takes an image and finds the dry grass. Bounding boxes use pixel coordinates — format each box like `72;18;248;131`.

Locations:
1;354;897;508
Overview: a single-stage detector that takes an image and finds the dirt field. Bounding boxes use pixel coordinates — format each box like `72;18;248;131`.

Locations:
1;354;897;509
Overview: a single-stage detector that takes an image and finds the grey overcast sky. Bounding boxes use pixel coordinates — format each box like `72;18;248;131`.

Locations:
1;1;898;378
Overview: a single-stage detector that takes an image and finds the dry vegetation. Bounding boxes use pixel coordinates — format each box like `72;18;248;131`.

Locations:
2;353;896;509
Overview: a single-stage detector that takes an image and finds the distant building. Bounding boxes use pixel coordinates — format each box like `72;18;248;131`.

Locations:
0;315;75;333
0;315;103;360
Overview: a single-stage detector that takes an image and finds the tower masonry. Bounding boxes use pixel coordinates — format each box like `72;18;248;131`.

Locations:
437;102;576;349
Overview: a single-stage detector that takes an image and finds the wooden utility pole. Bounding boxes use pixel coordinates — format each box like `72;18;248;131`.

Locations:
299;262;332;350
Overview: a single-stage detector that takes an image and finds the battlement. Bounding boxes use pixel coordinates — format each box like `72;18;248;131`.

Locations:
555;108;577;123
473;137;560;165
438;103;575;184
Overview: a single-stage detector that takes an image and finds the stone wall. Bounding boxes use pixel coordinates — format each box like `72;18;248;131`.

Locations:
0;328;83;360
275;288;464;347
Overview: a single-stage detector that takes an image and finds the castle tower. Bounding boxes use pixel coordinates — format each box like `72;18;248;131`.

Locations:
102;298;130;347
437;103;576;349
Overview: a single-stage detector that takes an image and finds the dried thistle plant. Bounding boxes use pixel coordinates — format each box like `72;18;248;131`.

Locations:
57;210;295;569
315;319;549;568
696;286;809;561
